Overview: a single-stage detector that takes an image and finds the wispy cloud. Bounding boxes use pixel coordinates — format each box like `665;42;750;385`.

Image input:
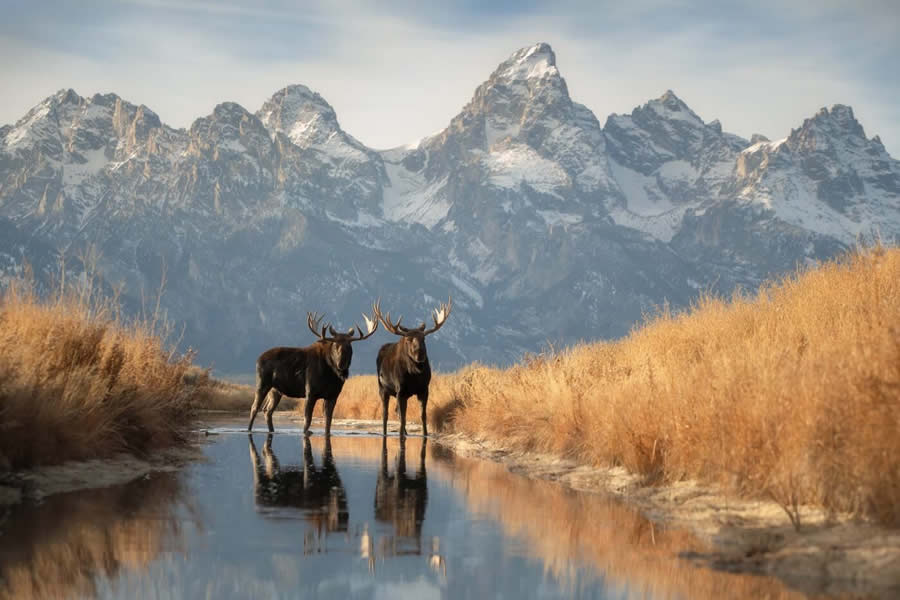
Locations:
1;0;898;155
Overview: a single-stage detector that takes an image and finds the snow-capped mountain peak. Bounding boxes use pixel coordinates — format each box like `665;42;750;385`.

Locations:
786;104;869;155
380;42;612;233
648;89;705;127
495;42;559;82
257;84;345;149
252;84;387;218
729;103;900;245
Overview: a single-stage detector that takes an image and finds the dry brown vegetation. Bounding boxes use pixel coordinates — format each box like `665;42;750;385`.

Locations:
336;247;900;526
184;366;301;413
0;272;208;470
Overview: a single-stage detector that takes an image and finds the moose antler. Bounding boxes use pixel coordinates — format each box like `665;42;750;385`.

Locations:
348;302;379;342
308;306;379;343
373;301;406;336
374;296;452;337
422;296;452;336
307;312;334;340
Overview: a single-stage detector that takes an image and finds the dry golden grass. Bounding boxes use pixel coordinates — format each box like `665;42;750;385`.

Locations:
334;373;460;423
186;367;299;413
336;247;900;526
0;273;208;470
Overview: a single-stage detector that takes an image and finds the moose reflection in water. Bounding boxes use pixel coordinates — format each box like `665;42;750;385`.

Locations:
247;434;349;540
372;436;431;558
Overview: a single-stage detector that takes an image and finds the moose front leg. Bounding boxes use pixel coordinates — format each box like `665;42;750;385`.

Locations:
324;396;337;437
303;397;318;436
397;394;410;438
419;390;429;437
379;388;390;436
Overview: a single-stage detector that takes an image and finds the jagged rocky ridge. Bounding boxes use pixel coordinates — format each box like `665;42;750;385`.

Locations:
1;43;898;373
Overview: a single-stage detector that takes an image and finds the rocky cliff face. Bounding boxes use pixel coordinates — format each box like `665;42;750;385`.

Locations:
1;43;897;373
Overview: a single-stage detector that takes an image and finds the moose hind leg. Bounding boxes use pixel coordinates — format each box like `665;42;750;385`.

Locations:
265;390;283;433
248;381;271;431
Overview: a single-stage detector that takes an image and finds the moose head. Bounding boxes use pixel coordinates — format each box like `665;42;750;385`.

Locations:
307;307;379;381
374;298;452;367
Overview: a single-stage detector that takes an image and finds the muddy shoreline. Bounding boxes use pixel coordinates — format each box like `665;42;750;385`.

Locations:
0;445;202;506
3;414;899;598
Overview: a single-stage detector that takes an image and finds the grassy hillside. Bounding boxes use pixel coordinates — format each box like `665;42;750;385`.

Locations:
337;247;900;526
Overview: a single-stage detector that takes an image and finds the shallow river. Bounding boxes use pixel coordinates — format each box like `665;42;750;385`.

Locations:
0;423;810;599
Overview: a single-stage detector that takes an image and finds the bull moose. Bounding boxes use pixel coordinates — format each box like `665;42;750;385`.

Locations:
374;298;452;437
248;307;378;435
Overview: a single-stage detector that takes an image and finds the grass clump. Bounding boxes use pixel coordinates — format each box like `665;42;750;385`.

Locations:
0;272;207;470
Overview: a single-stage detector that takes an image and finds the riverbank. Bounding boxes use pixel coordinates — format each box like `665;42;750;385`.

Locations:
0;444;201;506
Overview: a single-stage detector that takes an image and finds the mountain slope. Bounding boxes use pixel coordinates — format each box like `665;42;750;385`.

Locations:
1;43;897;373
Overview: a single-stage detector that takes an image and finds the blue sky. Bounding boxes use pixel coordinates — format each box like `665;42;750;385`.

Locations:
2;0;898;155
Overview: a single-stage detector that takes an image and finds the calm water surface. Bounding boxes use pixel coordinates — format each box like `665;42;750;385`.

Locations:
0;423;808;600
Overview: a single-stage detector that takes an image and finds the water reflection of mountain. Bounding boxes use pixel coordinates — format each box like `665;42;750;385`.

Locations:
0;473;187;600
248;434;349;541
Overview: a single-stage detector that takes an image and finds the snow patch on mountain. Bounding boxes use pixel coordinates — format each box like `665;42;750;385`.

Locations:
483;144;569;194
536;210;582;227
5;104;51;149
62;148;109;186
609;160;676;217
449;273;484;308
742;137;788;155
381;159;449;228
486;121;521;148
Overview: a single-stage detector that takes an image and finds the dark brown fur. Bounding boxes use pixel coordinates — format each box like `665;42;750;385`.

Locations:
248;309;377;435
375;299;451;437
376;335;432;437
248;341;350;434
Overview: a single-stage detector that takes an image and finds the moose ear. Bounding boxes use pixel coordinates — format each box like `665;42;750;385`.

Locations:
347;327;355;335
